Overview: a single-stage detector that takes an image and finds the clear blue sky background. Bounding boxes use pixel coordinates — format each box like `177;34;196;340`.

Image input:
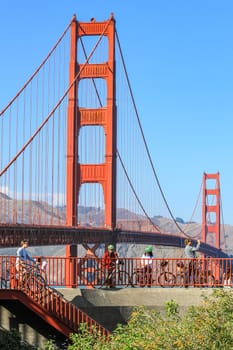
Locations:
1;1;233;225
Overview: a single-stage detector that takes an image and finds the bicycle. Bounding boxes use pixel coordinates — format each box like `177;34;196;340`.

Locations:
158;260;176;287
91;260;131;289
175;260;215;287
131;260;176;287
18;262;46;292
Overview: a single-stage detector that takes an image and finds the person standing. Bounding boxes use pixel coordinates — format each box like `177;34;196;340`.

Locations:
223;267;232;288
102;244;118;288
16;239;36;270
37;256;48;283
184;238;200;286
140;245;154;286
184;238;201;258
16;240;36;286
81;249;96;285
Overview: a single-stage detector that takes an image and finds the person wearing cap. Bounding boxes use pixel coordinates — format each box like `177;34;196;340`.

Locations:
140;245;154;286
102;244;118;288
184;238;200;286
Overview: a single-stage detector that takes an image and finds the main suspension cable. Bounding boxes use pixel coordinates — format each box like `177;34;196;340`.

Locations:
115;30;189;236
117;150;162;233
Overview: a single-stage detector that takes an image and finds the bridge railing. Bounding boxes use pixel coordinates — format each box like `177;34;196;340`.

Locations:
0;256;233;289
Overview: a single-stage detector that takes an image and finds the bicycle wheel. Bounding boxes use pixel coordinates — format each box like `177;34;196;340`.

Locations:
175;273;185;287
117;270;132;288
206;273;215;287
130;271;144;288
31;274;46;292
158;272;176;287
91;269;109;289
19;273;31;291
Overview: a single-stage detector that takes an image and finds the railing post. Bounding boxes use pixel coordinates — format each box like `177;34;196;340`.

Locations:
10;256;16;289
65;245;77;288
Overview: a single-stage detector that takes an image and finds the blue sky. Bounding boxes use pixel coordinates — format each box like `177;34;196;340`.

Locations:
1;1;233;225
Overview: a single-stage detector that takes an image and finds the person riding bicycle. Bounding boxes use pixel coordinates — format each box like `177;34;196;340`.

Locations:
102;244;118;288
140;245;154;286
184;238;200;286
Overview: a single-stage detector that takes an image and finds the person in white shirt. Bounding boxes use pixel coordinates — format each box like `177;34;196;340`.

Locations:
140;245;154;286
223;267;232;288
37;256;48;283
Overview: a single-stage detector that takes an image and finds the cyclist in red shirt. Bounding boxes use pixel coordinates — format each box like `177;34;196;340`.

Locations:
102;244;118;288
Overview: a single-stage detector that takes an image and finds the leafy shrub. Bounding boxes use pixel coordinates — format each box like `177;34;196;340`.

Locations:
46;290;233;350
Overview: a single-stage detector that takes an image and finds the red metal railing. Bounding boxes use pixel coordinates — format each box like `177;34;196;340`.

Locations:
0;256;110;338
0;255;231;341
0;256;232;289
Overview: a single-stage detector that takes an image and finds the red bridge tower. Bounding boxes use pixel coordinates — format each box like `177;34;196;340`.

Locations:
202;172;220;249
66;15;116;229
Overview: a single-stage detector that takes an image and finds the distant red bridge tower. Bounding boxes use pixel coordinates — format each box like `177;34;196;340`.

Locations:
66;15;116;229
202;172;220;249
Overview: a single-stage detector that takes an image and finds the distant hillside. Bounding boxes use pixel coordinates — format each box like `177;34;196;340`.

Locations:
0;192;232;256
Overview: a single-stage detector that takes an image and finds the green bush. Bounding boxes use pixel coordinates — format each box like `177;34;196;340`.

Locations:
46;290;233;350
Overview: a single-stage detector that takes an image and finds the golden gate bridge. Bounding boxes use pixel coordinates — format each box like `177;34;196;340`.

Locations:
0;14;230;343
0;15;226;257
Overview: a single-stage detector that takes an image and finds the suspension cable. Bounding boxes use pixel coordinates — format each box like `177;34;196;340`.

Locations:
115;30;189;236
0;16;113;177
0;16;75;117
80;33;159;232
182;178;203;237
117;150;162;233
